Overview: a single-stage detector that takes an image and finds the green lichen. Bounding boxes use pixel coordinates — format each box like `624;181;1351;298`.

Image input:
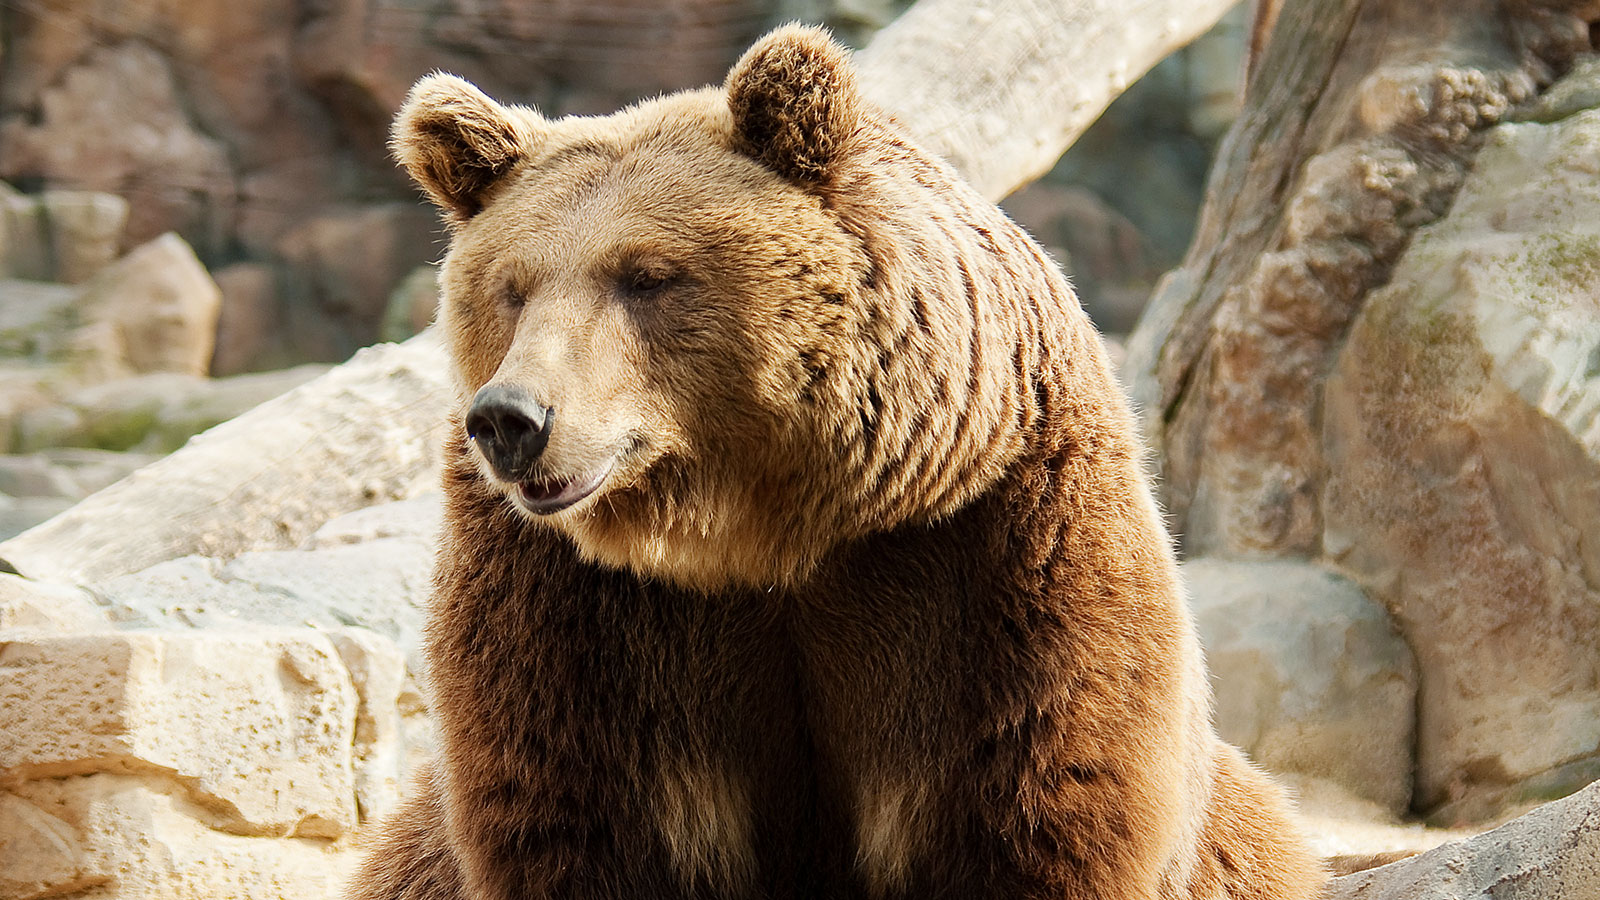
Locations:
83;405;161;452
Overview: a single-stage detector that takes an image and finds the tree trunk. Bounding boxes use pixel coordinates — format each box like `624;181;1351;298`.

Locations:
857;0;1238;200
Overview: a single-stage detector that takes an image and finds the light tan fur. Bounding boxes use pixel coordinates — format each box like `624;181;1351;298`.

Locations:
654;763;755;892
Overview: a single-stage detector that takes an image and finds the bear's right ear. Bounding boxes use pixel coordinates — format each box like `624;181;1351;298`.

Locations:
392;74;542;222
726;25;864;183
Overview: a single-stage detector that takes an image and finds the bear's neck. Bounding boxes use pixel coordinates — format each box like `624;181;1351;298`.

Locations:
824;146;1142;540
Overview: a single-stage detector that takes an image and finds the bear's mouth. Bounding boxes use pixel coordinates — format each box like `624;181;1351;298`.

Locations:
514;458;614;516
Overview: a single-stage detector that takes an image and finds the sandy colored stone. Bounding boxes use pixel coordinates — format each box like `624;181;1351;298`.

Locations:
330;629;411;824
6;774;356;900
0;573;105;632
78;233;221;377
41;189;127;283
1186;557;1416;814
0;629;358;839
0;790;98;899
1326;779;1600;899
1322;100;1600;820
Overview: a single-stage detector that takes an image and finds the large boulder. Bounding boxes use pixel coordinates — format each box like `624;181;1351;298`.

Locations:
1322;72;1600;822
0;626;415;899
77;233;223;378
1185;558;1416;814
0;630;361;838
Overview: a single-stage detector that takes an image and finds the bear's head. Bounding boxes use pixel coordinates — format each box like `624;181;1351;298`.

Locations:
395;26;1041;590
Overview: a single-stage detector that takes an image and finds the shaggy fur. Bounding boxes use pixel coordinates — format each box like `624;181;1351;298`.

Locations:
351;24;1325;900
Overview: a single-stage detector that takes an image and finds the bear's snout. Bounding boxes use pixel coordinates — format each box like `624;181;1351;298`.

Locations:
466;384;553;482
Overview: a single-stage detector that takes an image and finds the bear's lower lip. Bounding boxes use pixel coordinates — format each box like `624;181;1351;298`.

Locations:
515;459;613;516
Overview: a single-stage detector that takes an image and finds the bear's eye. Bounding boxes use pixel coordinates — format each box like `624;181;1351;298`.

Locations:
498;284;528;311
621;265;677;297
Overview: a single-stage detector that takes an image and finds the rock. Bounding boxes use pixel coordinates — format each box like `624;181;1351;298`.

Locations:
277;204;440;359
3;774;357;900
10;365;328;454
95;530;435;669
1183;3;1248;140
0;42;235;254
0;790;95;900
78;233;222;377
1002;182;1159;333
41;189;128;283
380;265;441;343
0;183;53;281
0;573;106;631
209;262;281;377
1322;98;1600;821
0;629;359;838
0;279;82;360
1326;779;1600;899
1185;558;1417;814
0;333;450;584
1291;776;1480;868
0;447;160;500
330;628;414;823
0;493;76;542
305;492;444;550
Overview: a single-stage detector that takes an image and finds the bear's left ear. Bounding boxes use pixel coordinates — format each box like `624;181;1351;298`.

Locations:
392;73;543;222
726;25;864;183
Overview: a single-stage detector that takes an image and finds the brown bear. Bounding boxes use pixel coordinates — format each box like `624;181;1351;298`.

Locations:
350;25;1325;900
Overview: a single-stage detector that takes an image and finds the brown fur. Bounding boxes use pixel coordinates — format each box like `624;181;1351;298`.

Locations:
351;24;1326;900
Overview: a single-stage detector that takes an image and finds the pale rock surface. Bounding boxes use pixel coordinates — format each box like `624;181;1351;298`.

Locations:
0;630;359;838
41;190;129;284
1322;94;1600;821
1185;558;1416;814
2;774;356;900
0;332;451;585
10;365;328;454
1326;778;1600;899
96;525;437;669
77;233;222;378
0;448;161;541
0;572;105;632
0;279;82;360
0;448;162;500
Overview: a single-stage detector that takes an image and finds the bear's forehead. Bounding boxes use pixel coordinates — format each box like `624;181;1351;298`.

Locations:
458;101;828;270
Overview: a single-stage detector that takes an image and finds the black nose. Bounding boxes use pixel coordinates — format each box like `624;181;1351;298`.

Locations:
466;385;553;481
